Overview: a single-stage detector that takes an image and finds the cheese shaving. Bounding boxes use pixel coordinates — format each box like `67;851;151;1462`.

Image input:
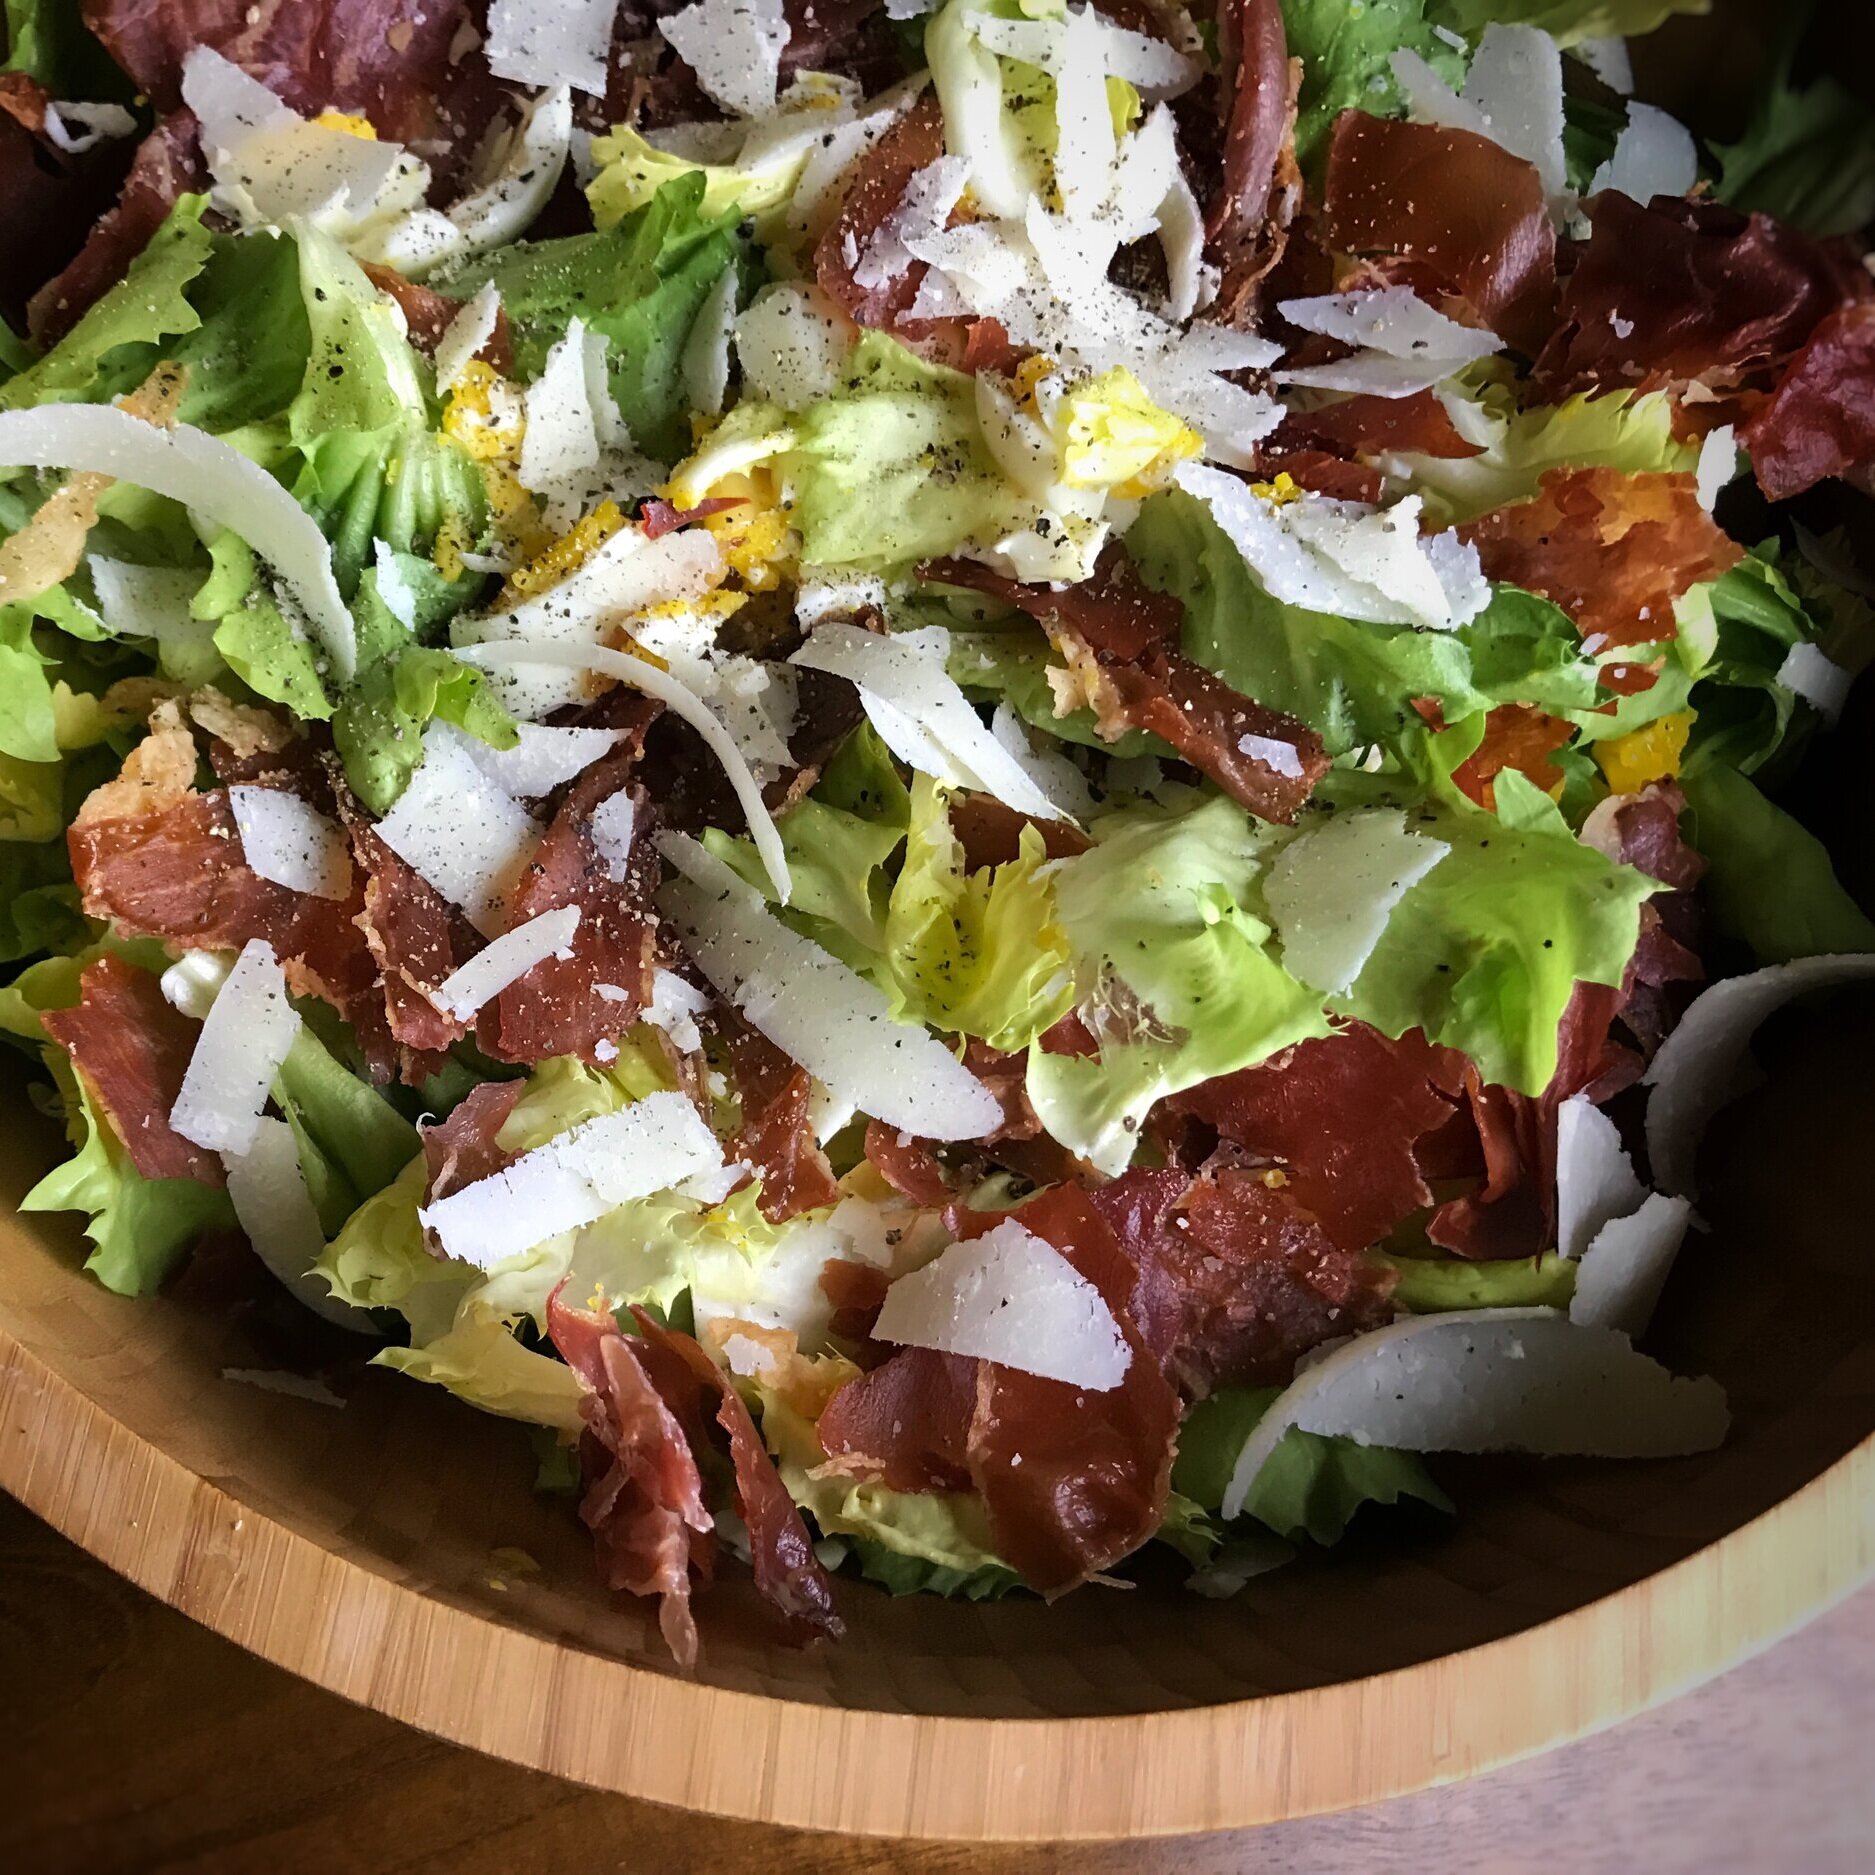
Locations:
432;904;582;1022
228;786;355;901
454;722;622;797
225;1117;375;1331
170;938;302;1156
485;0;614;97
659;0;790;119
1570;1192;1693;1338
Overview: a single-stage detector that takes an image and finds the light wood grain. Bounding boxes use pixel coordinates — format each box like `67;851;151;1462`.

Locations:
4;1489;1873;1875
3;990;1873;1839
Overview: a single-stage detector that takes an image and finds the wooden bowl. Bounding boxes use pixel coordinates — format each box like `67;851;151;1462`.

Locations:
3;982;1873;1839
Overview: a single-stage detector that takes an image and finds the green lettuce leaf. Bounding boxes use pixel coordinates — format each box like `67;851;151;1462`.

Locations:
1028;793;1329;1172
948;623;1166;757
192;532;333;721
0;943;233;1295
441;172;749;462
168;229;313;434
1128;488;1495;759
1679;549;1813;778
2;0;132;96
1682;766;1875;964
1339;794;1657;1092
878;774;1074;1051
1713;8;1875;237
1428;0;1707;44
1281;0;1467;173
587;123;808;229
275;1027;420;1207
1173;1386;1452;1547
1377;1250;1578;1310
0;197;213;413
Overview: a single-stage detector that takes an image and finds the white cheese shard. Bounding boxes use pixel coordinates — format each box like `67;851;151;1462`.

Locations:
420;1092;726;1268
1571;1192;1694;1337
170;938;301;1156
450;523;724;717
432;904;582;1022
454;722;622;797
1219;1309;1730;1521
643;966;710;1052
459;639;792;903
520;316;606;502
434;282;503;395
855;155;973;291
1275;287;1502;398
0;403;357;680
871;1218;1132;1390
1777;642;1853;724
588;786;640;882
1553;1094;1647;1263
372;721;542;936
1589;102;1698;205
86;557;208;645
225;1116;375;1331
228;786;354;901
792;622;1079;823
1576;36;1634;96
1644;956;1875;1198
682;263;740;420
1265;809;1450;996
659;0;790;118
485;0;615;96
1176;462;1489;631
1393;25;1567;207
41;100;137;154
658;833;1004;1139
1695;422;1736;513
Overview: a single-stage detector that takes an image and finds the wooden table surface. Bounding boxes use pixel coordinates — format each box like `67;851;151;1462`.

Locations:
3;1490;1870;1874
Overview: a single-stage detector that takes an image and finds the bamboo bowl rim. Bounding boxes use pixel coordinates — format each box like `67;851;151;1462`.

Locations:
2;1291;1870;1840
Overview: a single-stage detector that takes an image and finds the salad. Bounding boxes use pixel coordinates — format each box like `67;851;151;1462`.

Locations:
1;0;1872;1669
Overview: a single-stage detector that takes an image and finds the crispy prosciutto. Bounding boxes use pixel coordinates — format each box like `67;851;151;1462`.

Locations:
69;703;398;1079
41;955;225;1186
814;96;947;336
1450;705;1574;812
724;1015;842;1224
1460;467;1743;650
418;1079;524;1200
361;262;515;376
1740;302;1875;502
1323;112;1557;354
548;1292;715;1669
1207;0;1300;316
923;546;1328;823
485;747;661;1066
1533;194;1870;402
819;1184;1178;1592
1275;389;1484;463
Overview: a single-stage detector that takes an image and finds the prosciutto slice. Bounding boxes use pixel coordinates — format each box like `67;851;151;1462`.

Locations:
724;1015;842;1224
1740;301;1875;502
41;955;224;1186
1460;467;1742;651
418;1079;524;1201
1450;705;1574;812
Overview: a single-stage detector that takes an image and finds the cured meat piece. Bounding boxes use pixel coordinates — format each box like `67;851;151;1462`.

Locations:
41;955;224;1186
487;745;661;1066
1450;705;1574;812
1740;302;1875;502
1533;194;1869;401
862;1117;954;1207
361;262;515;376
1168;1024;1468;1255
814;95;947;335
418;1079;524;1201
638;496;744;539
1324;112;1557;354
1276;388;1484;462
1460;467;1742;650
923;542;1183;662
1207;0;1297;313
547;1293;713;1669
724;1015;842;1224
819;1257;891;1349
631;1309;843;1645
818;1344;977;1492
947;792;1091;870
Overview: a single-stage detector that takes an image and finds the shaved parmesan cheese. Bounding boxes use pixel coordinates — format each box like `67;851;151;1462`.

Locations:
1154;166;1210;323
228;786;353;901
485;0;613;96
421;1092;725;1267
371;538;420;629
857;156;972;290
1644;956;1875;1197
1275;287;1501;398
0;403;356;680
1589;102;1697;205
1570;1192;1693;1337
658;832;1004;1139
1219;1309;1729;1521
86;556;206;644
792;622;1079;823
1577;35;1634;96
729;279;844;411
683;264;740;420
1694;422;1736;512
520;317;605;498
170;938;301;1156
432;904;581;1022
459;639;791;903
434;283;502;395
589;786;639;881
1777;642;1853;723
160;950;232;1023
373;722;541;935
993;703;1095;823
225;1117;375;1331
1553;1094;1646;1262
453;721;621;797
1266;809;1449;995
1178;463;1488;631
1394;25;1566;206
872;1218;1132;1390
451;524;724;717
660;0;790;118
643;966;710;1052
